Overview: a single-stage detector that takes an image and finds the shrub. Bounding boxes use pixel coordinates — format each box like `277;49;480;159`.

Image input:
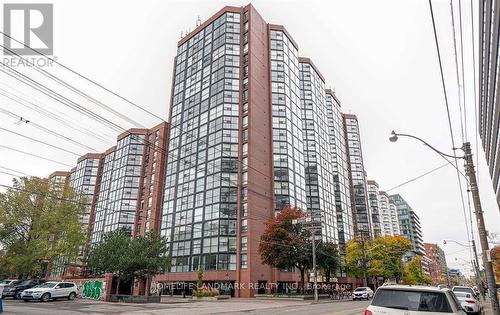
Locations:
192;287;220;297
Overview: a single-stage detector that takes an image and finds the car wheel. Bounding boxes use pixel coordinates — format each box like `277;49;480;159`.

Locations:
23;299;29;302
41;293;50;302
68;292;76;300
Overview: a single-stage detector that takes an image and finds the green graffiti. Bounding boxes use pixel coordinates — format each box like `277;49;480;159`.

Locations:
81;280;103;300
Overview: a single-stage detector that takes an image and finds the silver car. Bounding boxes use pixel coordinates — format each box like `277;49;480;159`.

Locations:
453;292;483;315
20;281;78;302
353;286;374;300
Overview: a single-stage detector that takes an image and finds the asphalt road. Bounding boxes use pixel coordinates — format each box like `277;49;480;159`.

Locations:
1;298;371;315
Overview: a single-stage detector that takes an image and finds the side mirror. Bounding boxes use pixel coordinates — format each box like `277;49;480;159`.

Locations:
55;286;61;289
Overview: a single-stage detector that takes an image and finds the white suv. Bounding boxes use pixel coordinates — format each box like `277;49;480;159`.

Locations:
365;285;466;314
353;287;374;300
20;281;78;302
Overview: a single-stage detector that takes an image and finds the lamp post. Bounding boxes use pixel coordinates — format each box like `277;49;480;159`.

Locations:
390;131;499;314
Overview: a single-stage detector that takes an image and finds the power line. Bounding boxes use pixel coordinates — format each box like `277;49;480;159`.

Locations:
0;166;31;177
1;43;146;128
0;144;73;167
0;85;114;146
386;163;449;192
0;106;98;152
0;183;90;206
458;0;468;141
450;0;466;143
0;65;124;133
428;0;474;261
470;0;479;182
0;127;80;157
0;170;23;178
0;31;166;122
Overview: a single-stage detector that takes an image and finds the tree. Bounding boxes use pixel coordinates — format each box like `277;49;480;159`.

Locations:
403;255;432;285
317;242;340;284
86;230;170;295
345;235;411;283
259;207;312;293
491;245;500;281
125;231;171;294
369;236;412;282
85;229;131;293
345;238;365;278
0;177;85;278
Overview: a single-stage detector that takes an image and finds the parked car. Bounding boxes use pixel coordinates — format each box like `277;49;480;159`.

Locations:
353;287;374;300
365;285;466;314
453;291;483;315
20;282;78;302
0;280;17;287
452;286;478;298
1;280;45;299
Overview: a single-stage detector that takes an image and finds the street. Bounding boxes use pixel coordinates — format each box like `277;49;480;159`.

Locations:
1;299;370;315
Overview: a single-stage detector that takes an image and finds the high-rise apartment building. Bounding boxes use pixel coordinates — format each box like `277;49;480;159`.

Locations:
155;4;356;297
378;191;398;236
326;90;353;246
424;243;448;285
388;200;401;236
478;1;500;208
299;58;337;242
48;123;169;278
343;114;373;239
367;180;382;237
390;194;424;258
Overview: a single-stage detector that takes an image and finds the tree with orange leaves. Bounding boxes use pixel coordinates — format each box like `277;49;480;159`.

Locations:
258;207;312;293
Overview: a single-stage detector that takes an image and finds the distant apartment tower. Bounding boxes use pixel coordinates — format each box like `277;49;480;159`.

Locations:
388;200;401;236
378;191;399;236
424;243;448;285
389;194;424;258
478;1;500;208
367;180;382;237
157;4;355;297
343;114;373;238
90;122;169;247
299;58;337;242
326;90;353;246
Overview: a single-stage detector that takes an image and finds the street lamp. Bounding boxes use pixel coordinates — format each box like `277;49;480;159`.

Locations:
390;131;499;314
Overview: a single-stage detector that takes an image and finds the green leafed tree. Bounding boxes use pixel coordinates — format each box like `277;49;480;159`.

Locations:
0;177;85;278
85;228;131;293
86;229;170;295
317;241;340;283
258;207;312;293
369;235;412;282
126;231;171;289
403;255;432;285
345;238;365;278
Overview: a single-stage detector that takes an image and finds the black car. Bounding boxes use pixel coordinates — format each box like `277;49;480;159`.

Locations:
2;280;46;299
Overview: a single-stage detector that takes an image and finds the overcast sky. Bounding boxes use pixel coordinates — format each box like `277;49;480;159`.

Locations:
1;0;498;276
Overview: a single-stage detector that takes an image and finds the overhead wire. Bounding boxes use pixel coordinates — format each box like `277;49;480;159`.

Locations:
428;0;474;261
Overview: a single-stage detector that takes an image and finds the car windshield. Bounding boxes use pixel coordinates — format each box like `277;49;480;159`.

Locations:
9;280;23;286
453;287;473;294
454;292;471;299
33;282;57;288
0;280;12;285
372;289;452;312
355;287;367;292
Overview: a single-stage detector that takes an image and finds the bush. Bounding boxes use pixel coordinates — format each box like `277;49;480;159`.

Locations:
192;287;220;297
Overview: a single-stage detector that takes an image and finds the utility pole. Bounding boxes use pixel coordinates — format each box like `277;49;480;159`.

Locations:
463;142;499;314
360;230;368;287
292;216;319;302
311;231;318;302
471;241;485;297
